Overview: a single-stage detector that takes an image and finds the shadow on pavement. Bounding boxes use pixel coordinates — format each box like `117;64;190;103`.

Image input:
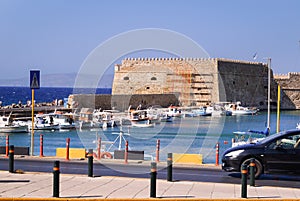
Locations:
0;180;30;183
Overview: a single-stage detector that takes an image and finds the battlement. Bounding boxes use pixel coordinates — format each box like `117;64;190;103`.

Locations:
274;72;300;80
122;57;216;61
121;57;265;65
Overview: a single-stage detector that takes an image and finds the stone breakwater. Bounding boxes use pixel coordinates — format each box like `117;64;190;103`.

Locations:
0;106;72;119
0;99;65;110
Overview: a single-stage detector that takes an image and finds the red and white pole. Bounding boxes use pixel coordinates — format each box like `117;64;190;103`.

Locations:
5;134;9;158
124;140;128;164
156;139;160;163
66;138;70;160
97;137;101;160
215;142;219;166
39;134;44;157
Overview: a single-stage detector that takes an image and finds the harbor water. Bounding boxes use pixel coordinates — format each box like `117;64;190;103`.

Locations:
1;111;300;163
0;87;299;163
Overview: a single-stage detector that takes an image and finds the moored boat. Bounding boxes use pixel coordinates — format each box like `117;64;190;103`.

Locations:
131;120;154;128
0;113;28;133
192;106;213;116
232;127;270;147
160;114;173;122
28;114;60;131
225;101;258;115
52;112;76;130
165;106;182;118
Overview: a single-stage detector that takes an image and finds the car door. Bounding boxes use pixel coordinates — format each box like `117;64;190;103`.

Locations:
263;134;300;173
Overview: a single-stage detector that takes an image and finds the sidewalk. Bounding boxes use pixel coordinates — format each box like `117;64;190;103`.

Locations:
1;170;300;200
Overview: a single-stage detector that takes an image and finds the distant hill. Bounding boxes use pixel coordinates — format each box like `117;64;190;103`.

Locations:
0;73;114;88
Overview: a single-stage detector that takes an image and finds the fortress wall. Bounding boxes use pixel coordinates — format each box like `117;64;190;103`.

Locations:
112;58;219;106
110;58;299;109
69;94;179;111
274;72;300;109
217;60;270;107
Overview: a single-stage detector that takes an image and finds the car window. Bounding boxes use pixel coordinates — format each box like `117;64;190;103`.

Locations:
267;134;300;150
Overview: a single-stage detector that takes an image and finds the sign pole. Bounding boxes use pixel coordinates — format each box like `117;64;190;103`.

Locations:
31;89;35;156
30;69;40;156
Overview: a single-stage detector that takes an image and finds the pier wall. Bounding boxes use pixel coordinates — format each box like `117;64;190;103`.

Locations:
68;94;179;111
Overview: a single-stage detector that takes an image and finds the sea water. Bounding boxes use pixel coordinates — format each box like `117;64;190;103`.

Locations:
0;87;299;163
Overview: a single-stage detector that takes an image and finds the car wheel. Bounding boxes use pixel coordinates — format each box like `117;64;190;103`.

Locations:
241;158;263;179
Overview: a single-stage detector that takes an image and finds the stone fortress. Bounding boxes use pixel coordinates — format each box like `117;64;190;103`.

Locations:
112;58;299;109
274;72;300;109
70;58;300;110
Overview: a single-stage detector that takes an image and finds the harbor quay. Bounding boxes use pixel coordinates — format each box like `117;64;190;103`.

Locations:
0;105;72;119
1;155;300;200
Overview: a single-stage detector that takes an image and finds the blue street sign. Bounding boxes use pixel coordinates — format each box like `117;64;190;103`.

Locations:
30;70;40;89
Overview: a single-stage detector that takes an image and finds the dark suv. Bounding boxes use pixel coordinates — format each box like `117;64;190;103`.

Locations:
222;129;300;178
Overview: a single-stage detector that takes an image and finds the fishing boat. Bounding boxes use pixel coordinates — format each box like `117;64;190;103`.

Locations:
225;101;258;115
52;112;77;130
192;106;213;116
211;104;232;116
232;127;270;147
165;106;182;118
0;114;28;133
128;109;154;127
77;108;98;129
93;110;117;128
28;114;60;131
160;114;173;122
131;120;154;128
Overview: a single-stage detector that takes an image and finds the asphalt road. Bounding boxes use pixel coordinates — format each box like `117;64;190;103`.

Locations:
1;157;300;189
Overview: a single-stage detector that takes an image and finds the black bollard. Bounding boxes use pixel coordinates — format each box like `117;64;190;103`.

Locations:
88;149;93;177
167;153;173;182
241;164;248;198
150;162;157;198
53;161;60;198
249;158;256;186
9;145;14;173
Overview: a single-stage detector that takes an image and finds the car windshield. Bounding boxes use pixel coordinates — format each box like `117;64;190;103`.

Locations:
257;130;300;145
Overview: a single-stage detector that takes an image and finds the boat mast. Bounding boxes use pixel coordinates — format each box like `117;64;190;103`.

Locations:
267;58;271;133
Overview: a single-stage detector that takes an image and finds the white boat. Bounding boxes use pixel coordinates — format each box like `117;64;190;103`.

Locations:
165;106;182;118
160;114;173;122
210;104;232;116
192;106;213;116
93;110;116;128
232;128;269;147
128;109;154;127
225;101;258;115
28;114;60;131
0;114;28;133
131;120;154;128
297;123;300;130
77;108;98;129
52;112;76;130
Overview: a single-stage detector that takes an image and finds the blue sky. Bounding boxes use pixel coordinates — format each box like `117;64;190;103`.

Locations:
0;0;299;81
